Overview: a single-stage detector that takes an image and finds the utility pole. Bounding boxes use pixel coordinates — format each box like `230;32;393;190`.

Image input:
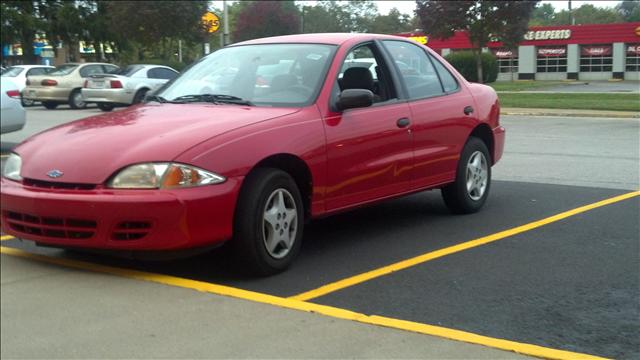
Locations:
223;0;230;46
568;0;575;25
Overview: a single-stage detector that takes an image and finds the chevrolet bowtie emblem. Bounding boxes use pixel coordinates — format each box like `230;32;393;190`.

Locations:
47;169;64;178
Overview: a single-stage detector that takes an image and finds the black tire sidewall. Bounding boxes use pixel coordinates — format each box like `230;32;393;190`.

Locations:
234;168;304;275
68;89;86;109
98;103;114;111
42;101;58;110
444;137;492;213
133;89;148;104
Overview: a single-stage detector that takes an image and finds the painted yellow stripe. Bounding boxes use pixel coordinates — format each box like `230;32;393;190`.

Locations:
290;190;640;302
1;235;14;241
0;245;607;360
0;154;9;158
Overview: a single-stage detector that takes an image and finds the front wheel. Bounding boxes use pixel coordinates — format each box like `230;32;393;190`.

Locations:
233;168;304;276
21;95;34;107
442;137;491;214
97;103;115;112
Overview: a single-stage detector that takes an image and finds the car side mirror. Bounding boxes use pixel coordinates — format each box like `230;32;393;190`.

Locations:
336;89;373;111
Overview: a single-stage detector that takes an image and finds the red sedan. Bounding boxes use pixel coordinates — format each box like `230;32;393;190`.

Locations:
1;33;504;274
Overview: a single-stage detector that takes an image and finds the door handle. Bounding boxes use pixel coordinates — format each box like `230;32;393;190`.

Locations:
397;118;410;128
464;106;474;115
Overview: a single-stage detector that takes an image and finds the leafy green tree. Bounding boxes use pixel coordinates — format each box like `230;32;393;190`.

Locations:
555;4;623;25
232;1;300;42
617;1;640;22
301;1;352;33
1;1;44;63
367;8;414;34
416;0;538;83
529;3;557;26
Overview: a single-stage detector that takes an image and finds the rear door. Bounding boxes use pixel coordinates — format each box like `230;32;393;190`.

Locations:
381;40;477;189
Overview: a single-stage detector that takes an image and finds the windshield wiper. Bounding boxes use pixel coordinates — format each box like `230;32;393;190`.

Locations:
144;95;175;104
171;94;254;106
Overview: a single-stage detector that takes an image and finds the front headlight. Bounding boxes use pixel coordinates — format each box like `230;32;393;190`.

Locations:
108;163;225;189
3;153;22;181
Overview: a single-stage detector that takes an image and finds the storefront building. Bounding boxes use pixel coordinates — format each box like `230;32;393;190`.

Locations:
398;22;640;81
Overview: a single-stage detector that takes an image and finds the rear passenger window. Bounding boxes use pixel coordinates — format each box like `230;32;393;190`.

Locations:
148;68;178;80
429;55;459;93
382;40;443;100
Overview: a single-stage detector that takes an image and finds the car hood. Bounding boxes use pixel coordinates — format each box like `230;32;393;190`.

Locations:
16;104;300;184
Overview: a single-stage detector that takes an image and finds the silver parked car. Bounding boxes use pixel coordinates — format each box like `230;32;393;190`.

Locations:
1;64;55;106
1;78;26;134
82;64;179;111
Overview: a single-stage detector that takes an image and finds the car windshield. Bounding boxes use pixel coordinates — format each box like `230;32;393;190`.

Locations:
1;67;24;77
158;43;336;107
48;64;78;76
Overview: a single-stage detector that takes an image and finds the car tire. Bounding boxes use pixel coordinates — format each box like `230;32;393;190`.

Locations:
42;101;58;110
442;137;492;214
21;95;34;107
132;89;149;104
233;168;304;276
68;89;86;109
97;103;115;112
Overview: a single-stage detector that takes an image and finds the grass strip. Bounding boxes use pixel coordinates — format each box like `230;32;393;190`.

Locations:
488;81;567;92
498;93;640;112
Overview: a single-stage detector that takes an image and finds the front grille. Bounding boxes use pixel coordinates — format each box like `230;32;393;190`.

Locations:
4;211;97;239
111;221;152;241
23;178;96;190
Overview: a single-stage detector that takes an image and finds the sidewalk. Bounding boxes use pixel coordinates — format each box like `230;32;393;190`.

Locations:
501;107;640;118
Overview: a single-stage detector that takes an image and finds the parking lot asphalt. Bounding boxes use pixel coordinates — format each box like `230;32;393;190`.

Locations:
1;107;639;359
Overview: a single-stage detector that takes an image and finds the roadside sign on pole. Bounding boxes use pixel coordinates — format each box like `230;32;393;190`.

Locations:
202;12;220;34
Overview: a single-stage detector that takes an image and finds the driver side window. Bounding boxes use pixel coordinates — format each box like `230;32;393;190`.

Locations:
337;44;395;103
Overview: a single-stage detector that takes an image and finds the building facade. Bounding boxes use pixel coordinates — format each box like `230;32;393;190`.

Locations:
398;23;640;81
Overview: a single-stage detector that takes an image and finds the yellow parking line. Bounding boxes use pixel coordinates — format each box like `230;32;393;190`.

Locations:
290;190;640;302
0;245;607;360
1;235;14;241
0;154;9;158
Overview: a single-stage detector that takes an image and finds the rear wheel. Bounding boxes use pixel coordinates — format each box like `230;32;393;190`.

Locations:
132;88;149;104
21;95;34;107
97;103;115;112
442;137;491;214
68;89;86;109
233;168;304;276
42;101;58;110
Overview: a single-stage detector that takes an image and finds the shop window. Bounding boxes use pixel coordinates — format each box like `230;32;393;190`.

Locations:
493;49;518;73
626;44;640;72
579;45;612;72
536;47;567;73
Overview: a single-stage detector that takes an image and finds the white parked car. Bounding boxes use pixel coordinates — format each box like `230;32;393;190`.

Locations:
1;78;26;134
82;64;179;111
1;64;55;106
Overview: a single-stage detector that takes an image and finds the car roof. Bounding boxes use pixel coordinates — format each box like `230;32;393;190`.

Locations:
10;64;55;69
232;33;408;46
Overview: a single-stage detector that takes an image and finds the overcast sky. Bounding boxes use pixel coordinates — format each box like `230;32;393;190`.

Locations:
211;1;622;16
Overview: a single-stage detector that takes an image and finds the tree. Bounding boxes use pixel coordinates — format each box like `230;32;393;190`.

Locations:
529;3;556;26
416;0;537;83
617;1;640;22
1;1;44;63
368;8;414;34
555;4;623;25
232;1;300;42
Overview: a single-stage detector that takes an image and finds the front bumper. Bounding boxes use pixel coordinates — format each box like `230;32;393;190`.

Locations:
23;86;72;102
492;126;506;164
82;88;134;105
0;176;243;251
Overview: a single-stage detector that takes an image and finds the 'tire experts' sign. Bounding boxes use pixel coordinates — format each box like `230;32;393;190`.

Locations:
523;29;572;41
202;11;220;34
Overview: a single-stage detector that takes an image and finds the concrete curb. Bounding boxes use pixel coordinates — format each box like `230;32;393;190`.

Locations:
501;108;640;119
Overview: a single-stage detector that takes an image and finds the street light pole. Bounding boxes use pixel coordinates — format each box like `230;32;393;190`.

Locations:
223;0;229;46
